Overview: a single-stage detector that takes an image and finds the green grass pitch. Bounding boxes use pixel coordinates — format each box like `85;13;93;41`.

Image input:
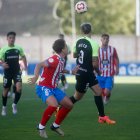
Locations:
0;77;140;140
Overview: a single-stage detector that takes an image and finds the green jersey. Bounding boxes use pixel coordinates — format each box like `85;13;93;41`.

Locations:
0;45;25;74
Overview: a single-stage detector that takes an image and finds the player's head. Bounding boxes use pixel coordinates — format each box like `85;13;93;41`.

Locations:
101;33;110;46
80;23;92;34
58;33;64;39
101;33;109;39
7;31;16;37
7;31;16;46
53;39;67;55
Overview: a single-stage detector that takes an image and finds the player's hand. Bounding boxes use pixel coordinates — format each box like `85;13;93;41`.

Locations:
2;62;9;69
72;65;80;75
28;76;38;84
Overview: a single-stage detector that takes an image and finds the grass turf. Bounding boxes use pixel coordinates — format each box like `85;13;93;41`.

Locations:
0;81;140;140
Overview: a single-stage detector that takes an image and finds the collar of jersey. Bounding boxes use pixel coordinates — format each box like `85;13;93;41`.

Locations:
55;53;65;61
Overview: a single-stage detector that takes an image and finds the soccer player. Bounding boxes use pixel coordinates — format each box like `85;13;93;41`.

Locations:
28;39;79;138
56;23;116;124
54;23;116;125
58;33;71;91
98;34;119;104
0;31;27;116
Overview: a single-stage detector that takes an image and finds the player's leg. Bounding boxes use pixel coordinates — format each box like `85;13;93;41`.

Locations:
13;84;16;93
12;73;22;114
90;74;116;124
103;77;114;104
7;87;12;98
56;76;86;117
12;84;16;99
69;75;87;104
103;88;111;104
54;90;84;118
36;85;58;138
54;89;84;117
53;82;85;128
91;75;105;116
1;76;12;116
51;88;73;136
7;84;16;98
1;88;10;116
96;76;106;102
91;84;115;124
91;83;105;115
53;78;86;134
38;96;58;138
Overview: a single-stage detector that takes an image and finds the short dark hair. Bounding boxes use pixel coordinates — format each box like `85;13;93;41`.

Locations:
58;33;64;39
52;39;66;53
7;31;16;37
80;23;91;34
101;33;109;38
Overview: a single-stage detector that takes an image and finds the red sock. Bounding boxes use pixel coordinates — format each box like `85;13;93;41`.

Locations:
54;107;71;125
40;106;57;126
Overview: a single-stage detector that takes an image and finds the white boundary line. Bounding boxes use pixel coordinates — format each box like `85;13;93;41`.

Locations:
0;75;140;84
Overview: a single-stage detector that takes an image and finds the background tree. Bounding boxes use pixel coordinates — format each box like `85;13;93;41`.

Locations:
56;0;135;35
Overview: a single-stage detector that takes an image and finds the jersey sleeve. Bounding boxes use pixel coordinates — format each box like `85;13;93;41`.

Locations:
91;41;99;57
19;47;25;57
46;56;58;68
0;48;4;60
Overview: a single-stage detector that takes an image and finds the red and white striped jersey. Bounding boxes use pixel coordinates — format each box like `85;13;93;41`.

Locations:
98;46;118;77
38;54;65;88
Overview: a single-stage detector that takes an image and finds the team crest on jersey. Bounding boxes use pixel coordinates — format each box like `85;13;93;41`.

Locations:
44;89;50;96
48;58;54;63
102;59;109;65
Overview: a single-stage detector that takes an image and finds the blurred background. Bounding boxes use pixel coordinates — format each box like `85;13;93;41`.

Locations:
0;0;140;76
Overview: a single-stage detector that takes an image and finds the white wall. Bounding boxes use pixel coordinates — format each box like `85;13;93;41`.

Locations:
0;35;140;63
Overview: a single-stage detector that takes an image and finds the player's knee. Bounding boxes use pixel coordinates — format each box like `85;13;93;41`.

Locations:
16;87;22;92
104;90;110;96
67;102;74;109
93;86;102;96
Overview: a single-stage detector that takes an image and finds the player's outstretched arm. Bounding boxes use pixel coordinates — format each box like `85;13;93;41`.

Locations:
28;60;49;84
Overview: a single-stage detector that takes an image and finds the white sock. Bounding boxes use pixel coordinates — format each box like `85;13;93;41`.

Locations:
12;103;16;106
39;123;45;129
2;106;6;109
53;122;60;128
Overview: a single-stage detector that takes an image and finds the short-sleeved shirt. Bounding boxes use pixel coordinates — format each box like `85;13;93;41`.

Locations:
73;36;99;73
73;36;99;92
98;45;118;77
0;45;25;75
38;54;65;88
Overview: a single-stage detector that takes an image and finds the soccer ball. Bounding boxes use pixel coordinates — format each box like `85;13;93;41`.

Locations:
75;1;88;14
